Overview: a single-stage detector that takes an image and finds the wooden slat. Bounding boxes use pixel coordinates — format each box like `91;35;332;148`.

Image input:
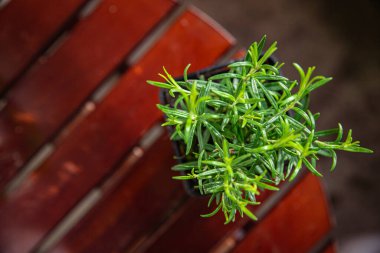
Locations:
144;198;243;253
0;0;88;90
142;184;272;253
231;174;332;253
0;9;234;253
51;135;183;253
0;0;175;190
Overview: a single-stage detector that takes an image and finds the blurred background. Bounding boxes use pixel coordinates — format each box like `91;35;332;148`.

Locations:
187;0;380;249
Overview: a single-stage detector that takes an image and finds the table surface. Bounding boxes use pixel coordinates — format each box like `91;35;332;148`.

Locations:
0;1;335;252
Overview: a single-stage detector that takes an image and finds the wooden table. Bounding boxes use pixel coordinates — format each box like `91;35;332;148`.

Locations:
0;0;336;252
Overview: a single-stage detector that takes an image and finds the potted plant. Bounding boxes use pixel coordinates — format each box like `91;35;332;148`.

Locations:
147;36;373;224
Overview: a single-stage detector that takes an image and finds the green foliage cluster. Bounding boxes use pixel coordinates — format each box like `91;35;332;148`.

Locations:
147;36;372;223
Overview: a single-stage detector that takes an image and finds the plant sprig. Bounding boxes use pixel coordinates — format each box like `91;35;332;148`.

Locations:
147;35;373;224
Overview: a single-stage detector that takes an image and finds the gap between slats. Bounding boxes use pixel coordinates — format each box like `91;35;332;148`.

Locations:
4;1;185;194
308;231;335;253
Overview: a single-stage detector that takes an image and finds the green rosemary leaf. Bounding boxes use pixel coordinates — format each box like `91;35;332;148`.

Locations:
275;81;291;97
335;123;343;142
162;67;178;86
339;145;374;153
201;113;225;120
222;139;229;158
256;80;278;110
172;161;198;171
174;124;185;140
330;150;337;171
146;80;172;89
236;158;256;167
224;208;236;224
203;121;223;142
286;116;311;134
201;203;222;218
172;175;195;180
276;150;285;182
304;77;332;95
183;64;191;81
197;124;205;151
185;120;197;155
244;98;265;104
254;75;287;81
197;168;226;177
292;107;311;125
209;73;243;80
202;160;226;167
315;128;339;137
212;89;236;102
257;35;267;56
302;157;322;177
231;153;252;166
261;64;280;74
302;66;316;90
240;206;258;221
246;41;256;63
255;180;279;191
206;99;230;107
258;41;277;66
221;114;231;130
228;61;253;68
157;104;189;118
207;193;216;207
307;110;316;130
278;94;297;107
315;140;373;153
293;63;305;82
289;159;303;181
303;130;315;156
203;181;224;194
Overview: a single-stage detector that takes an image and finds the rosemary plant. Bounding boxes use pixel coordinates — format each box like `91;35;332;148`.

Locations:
147;36;373;224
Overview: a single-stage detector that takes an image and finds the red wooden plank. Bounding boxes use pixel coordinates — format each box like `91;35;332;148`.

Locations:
143;199;242;253
0;9;234;253
0;0;175;189
51;135;184;253
231;174;332;253
142;183;272;253
0;0;88;90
